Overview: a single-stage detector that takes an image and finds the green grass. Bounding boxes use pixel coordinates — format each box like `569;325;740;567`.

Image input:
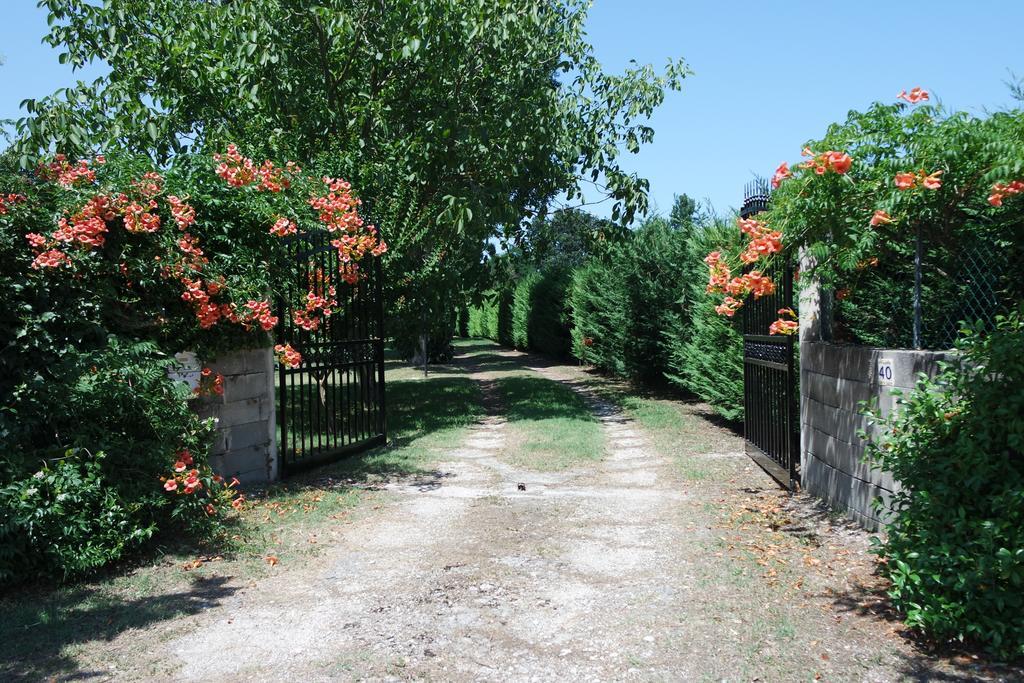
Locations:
576;381;740;480
497;375;604;470
618;395;687;431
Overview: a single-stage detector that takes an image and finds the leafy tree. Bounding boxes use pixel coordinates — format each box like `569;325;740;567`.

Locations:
668;192;696;231
16;0;686;355
516;207;623;268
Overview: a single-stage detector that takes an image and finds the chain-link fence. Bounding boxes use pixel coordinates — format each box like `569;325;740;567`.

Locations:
832;232;1014;350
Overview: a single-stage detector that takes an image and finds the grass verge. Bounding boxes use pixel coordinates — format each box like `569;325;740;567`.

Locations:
496;375;604;470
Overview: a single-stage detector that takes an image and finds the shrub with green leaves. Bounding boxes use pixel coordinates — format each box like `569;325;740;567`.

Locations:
0;145;384;583
467;287;514;347
511;271;540;350
0;340;216;583
511;265;572;356
567;203;696;382
664;217;744;421
621;216;690;380
863;312;1024;656
568;259;630;375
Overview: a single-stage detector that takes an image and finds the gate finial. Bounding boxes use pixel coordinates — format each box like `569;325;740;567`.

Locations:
740;177;771;219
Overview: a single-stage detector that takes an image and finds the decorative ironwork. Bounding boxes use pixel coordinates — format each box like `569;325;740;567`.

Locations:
741;181;799;490
276;230;386;474
741;178;772;217
744;340;789;366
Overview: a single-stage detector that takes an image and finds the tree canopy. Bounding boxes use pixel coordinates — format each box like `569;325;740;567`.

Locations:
12;0;686;354
19;0;685;227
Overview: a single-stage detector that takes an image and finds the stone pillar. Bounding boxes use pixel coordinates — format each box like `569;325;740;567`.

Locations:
797;250;827;344
798;252;824;498
194;346;279;483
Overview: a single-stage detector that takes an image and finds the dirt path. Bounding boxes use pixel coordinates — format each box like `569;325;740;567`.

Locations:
73;345;1014;681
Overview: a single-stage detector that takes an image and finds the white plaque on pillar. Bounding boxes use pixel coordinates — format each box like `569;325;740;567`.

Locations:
168;351;202;391
876;358;895;387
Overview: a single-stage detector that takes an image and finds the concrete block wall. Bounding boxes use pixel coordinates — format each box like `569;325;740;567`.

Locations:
194;347;279;483
800;342;952;530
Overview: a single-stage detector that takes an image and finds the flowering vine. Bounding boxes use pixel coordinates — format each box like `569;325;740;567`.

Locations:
897;87;930;104
894;169;943;191
274;343;302;368
160;448;243;512
10;146;388;507
722;85;1023;340
0;193;26;215
21;145;385;345
703;216;787;331
989;180;1024;207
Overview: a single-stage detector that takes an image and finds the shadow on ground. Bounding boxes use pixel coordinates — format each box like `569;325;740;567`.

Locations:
0;575;238;682
828;580;1024;681
279;375;485;488
498;375;599;423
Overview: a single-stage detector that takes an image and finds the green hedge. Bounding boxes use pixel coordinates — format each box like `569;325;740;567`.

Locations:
565;216;742;421
470;266;572;356
568;259;630;375
663;219;744;421
469;214;744;424
623;218;690;381
511;272;539;350
467;287;513;346
511;266;573;355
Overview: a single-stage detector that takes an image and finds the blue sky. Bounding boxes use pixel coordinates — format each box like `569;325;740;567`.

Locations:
2;1;1023;216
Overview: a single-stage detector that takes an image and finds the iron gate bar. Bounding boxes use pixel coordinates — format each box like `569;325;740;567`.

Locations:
276;229;386;475
740;179;799;490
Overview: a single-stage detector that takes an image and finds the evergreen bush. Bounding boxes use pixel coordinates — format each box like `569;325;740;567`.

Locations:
512;271;542;350
509;266;573;356
568;259;630;375
620;217;689;381
664;218;744;421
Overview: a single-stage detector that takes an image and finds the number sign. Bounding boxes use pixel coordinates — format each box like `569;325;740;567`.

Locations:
877;358;895;387
167;351;202;391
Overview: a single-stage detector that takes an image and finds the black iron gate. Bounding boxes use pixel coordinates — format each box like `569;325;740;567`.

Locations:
741;180;799;489
276;231;386;474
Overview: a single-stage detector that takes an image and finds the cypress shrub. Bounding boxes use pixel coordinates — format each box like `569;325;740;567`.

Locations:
467;286;514;345
511;271;541;350
529;266;573;356
664;218;744;421
495;286;514;346
509;265;573;355
621;217;689;381
565;215;690;382
467;297;496;339
568;259;630;375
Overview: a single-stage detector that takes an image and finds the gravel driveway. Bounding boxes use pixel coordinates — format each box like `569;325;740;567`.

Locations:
62;344;1017;682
